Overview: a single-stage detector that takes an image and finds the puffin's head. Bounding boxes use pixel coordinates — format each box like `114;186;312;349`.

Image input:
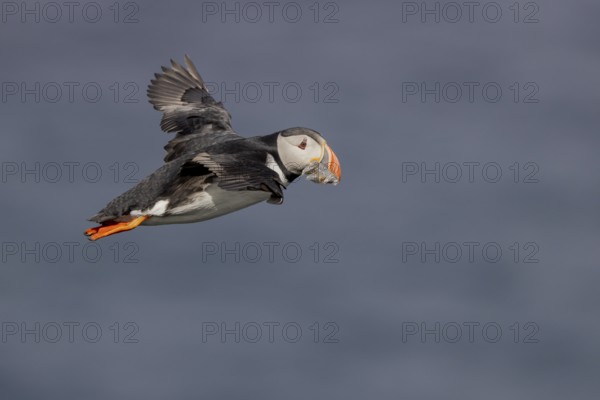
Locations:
276;127;341;184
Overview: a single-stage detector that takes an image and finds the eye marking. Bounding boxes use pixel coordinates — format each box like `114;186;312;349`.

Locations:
298;138;307;150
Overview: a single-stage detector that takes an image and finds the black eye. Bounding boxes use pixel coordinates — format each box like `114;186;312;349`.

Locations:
298;138;307;150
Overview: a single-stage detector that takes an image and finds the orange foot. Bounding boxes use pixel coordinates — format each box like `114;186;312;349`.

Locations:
84;216;149;241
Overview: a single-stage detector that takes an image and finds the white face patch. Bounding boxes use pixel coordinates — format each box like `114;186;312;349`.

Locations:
276;134;323;175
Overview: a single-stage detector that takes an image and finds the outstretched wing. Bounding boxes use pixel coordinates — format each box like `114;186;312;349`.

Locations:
147;55;240;162
183;152;286;203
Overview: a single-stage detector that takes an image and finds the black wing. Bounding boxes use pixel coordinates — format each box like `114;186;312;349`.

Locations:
147;55;240;162
88;157;194;223
185;152;286;203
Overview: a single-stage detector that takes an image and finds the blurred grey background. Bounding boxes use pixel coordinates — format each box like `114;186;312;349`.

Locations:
1;0;599;398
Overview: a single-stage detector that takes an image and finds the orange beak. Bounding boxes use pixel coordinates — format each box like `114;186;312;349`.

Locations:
324;143;341;182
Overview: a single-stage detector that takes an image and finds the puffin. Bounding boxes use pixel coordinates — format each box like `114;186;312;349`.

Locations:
84;55;341;240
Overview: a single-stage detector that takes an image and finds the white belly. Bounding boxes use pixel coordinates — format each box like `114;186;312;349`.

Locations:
141;186;270;226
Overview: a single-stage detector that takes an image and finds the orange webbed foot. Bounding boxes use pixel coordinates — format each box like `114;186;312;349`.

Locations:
84;216;149;241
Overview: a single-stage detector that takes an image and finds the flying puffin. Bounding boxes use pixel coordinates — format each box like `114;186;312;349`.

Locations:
84;55;341;240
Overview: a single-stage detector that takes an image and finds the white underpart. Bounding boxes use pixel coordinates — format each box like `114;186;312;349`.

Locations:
142;185;270;226
131;199;169;217
167;191;215;215
266;153;288;186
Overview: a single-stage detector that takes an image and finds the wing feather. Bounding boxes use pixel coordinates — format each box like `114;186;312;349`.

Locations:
147;55;240;161
186;152;285;200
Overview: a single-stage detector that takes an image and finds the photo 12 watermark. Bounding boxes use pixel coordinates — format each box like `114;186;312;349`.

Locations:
401;321;540;344
1;321;140;343
1;81;141;104
0;1;140;24
400;2;540;24
401;81;540;104
203;81;340;104
201;321;340;343
201;2;340;24
401;241;540;264
1;241;141;264
1;161;140;184
401;162;540;184
199;241;340;264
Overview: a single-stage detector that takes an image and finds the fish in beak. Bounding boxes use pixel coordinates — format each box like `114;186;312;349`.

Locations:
302;142;341;185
